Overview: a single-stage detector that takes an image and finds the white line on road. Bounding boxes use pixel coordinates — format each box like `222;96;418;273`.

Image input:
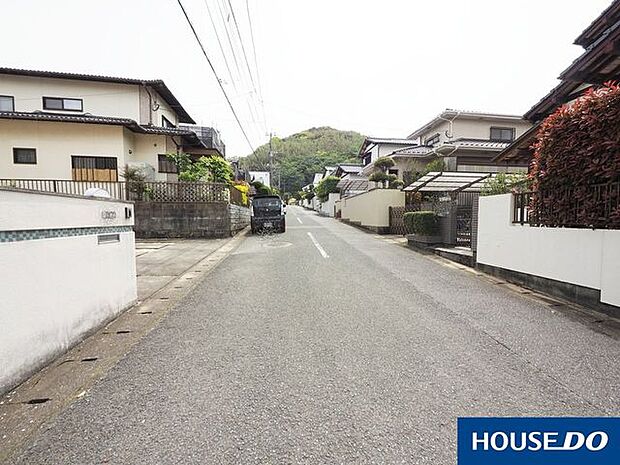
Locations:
297;217;303;224
307;232;329;258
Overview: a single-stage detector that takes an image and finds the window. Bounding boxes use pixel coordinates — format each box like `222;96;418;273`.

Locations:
425;133;440;146
162;115;175;128
0;95;14;112
43;97;83;112
490;127;515;142
13;148;37;164
389;169;399;176
71;156;118;181
158;154;178;173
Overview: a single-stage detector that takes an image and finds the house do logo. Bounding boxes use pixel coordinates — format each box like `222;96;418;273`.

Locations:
457;417;619;465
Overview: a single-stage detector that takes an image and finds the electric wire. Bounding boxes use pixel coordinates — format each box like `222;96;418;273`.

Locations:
175;0;260;159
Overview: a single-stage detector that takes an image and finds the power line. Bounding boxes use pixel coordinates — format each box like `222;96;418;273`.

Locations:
215;0;264;139
245;0;268;134
225;0;266;136
175;0;259;158
226;0;257;95
202;0;237;93
215;0;243;84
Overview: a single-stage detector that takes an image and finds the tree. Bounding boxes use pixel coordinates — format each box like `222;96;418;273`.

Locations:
315;176;340;202
251;180;272;196
165;153;233;183
238;127;365;195
196;156;233;183
480;172;529;196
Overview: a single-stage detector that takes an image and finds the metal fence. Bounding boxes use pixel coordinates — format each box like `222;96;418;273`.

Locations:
389;205;418;235
513;180;620;229
0;179;238;204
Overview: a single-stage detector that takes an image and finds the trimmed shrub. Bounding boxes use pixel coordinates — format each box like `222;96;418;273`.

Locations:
373;157;395;171
404;211;439;235
369;172;389;183
530;82;620;228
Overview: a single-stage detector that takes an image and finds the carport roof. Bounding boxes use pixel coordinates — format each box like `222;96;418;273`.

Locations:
337;174;368;192
403;171;494;193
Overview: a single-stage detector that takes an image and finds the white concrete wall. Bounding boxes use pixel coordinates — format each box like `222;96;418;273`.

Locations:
0;190;137;393
477;194;620;307
319;193;340;217
340;188;404;228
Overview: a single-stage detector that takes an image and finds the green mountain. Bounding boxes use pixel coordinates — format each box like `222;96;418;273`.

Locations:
239;127;365;195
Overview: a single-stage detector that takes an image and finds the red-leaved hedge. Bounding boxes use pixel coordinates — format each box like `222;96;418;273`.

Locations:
530;82;620;228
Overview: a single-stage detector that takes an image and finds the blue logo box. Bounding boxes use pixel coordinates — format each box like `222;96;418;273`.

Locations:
458;417;620;464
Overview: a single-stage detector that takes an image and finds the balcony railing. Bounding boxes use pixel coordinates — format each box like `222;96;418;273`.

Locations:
181;125;226;156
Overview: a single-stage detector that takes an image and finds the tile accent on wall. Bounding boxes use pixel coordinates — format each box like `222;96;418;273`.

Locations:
0;226;133;243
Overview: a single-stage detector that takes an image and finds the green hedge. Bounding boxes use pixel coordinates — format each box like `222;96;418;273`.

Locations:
404;211;439;235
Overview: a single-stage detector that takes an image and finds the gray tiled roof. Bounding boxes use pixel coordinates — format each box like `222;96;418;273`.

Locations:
0;111;205;145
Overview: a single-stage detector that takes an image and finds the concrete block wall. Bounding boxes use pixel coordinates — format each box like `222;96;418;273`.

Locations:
229;204;251;235
134;202;250;238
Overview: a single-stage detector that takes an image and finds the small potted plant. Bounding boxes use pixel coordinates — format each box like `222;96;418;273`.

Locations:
404;211;441;245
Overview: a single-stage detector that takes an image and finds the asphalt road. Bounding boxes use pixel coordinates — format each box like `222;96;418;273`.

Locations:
10;207;620;464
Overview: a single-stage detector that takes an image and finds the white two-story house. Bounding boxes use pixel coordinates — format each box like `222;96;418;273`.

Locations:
359;110;532;186
0;67;224;183
406;110;532;173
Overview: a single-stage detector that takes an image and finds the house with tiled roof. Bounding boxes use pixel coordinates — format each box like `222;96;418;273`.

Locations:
0;67;224;183
405;109;532;177
358;110;530;187
358;136;420;179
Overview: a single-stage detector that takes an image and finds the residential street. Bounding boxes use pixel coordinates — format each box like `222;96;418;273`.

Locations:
10;207;620;464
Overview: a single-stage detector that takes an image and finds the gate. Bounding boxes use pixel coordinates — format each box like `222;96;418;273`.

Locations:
456;205;472;247
455;192;478;247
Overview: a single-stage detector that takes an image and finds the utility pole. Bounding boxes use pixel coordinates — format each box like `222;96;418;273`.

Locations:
268;132;273;189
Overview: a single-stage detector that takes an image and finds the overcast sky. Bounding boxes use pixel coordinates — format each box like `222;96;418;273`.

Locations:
1;0;612;157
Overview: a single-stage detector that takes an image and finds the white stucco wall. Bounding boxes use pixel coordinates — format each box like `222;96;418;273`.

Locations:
249;171;271;187
0;119;173;181
340;188;404;228
0;119;125;179
477;194;620;307
319;192;340;217
0;75;141;121
0;190;137;393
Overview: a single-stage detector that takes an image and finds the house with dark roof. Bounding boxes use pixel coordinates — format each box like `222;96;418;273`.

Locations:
358;137;421;180
495;0;620;165
406;109;532;176
0;68;224;182
358;111;530;187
